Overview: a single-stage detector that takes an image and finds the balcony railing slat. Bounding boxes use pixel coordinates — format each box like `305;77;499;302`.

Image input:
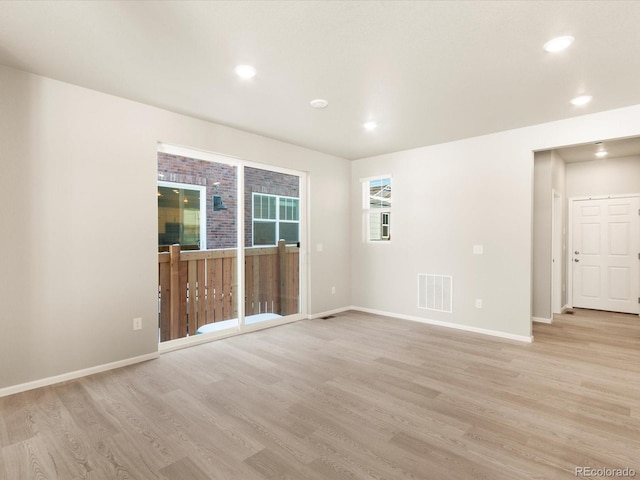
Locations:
179;259;188;338
159;241;298;341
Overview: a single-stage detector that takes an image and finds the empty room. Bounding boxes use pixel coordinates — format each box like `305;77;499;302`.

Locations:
1;1;639;479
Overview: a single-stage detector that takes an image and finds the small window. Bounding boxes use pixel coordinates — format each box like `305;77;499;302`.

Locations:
362;176;392;242
252;193;299;246
158;181;206;250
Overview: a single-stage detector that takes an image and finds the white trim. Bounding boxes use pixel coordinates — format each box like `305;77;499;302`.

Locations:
307;306;352;319
551;190;563;314
159;325;241;354
237;164;246;328
158;142;241;165
0;352;159;398
241;314;306;333
561;304;571;314
570;193;640;202
158;180;207;249
358;173;393;184
532;316;553;324
350;306;533;343
567;197;574;308
362;176;392;243
159;314;309;354
2;304;534;397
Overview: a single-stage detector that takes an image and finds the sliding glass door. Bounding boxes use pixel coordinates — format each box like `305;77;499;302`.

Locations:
157;145;305;347
157;148;239;343
243;166;302;328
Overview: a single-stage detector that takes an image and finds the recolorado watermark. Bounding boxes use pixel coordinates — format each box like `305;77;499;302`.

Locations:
575;467;636;477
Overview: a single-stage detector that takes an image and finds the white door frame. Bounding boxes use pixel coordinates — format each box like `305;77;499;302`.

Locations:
567;193;640;312
551;190;563;314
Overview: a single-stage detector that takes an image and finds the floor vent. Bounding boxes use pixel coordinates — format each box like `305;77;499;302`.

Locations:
321;315;336;320
418;274;453;313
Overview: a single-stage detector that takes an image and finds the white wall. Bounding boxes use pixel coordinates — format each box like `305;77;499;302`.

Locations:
551;151;567;310
533;151;552;319
0;65;351;390
566;155;640;198
533;150;566;320
351;106;640;339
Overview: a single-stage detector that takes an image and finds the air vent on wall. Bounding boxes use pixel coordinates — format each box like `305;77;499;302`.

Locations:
418;274;453;313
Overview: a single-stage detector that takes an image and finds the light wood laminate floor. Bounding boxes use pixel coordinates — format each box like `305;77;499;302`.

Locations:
1;309;639;479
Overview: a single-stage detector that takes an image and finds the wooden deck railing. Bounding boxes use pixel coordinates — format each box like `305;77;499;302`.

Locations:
158;240;299;341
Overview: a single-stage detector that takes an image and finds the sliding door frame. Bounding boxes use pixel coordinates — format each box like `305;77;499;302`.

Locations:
157;143;308;353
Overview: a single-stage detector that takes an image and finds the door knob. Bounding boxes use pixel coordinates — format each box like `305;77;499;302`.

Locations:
574;259;579;262
575;251;580;255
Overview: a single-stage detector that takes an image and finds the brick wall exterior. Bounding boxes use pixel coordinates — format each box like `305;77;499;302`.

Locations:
157;154;299;249
158;153;237;249
245;166;299;247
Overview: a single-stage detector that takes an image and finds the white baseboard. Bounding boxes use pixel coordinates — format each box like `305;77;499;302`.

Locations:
532;316;553;324
1;304;533;397
307;306;352;319
0;352;159;398
561;304;571;314
350;306;533;343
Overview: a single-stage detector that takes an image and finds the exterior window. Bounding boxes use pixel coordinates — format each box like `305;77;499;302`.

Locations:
158;181;207;250
381;212;390;240
253;193;299;246
363;177;391;242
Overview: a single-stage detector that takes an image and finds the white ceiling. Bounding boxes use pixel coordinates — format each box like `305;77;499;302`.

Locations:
1;1;640;160
554;136;640;164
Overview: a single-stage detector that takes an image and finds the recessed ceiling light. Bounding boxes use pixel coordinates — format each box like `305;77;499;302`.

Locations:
543;35;575;53
363;121;377;131
310;99;329;109
570;95;592;106
595;151;608;158
235;65;256;79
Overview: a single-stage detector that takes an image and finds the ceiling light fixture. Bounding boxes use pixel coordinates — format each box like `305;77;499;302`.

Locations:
543;35;575;53
235;65;257;79
570;95;592;106
595;151;608;158
310;99;329;109
363;121;377;131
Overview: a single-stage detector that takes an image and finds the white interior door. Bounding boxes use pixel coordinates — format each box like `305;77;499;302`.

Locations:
572;196;640;314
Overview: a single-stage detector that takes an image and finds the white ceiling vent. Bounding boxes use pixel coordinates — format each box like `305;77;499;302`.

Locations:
418;274;452;313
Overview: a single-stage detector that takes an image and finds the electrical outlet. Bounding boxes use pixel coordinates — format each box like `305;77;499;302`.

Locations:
475;299;482;309
133;317;142;330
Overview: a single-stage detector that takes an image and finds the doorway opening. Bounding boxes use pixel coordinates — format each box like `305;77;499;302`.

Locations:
532;136;640;323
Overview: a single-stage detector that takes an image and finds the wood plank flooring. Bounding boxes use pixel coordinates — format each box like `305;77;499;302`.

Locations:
1;309;639;479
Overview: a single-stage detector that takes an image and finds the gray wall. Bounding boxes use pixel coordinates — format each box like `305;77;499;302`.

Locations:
533;151;553;319
566;155;640;198
533;150;566;320
552;151;567;310
351;108;640;339
3;60;640;390
0;65;351;390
